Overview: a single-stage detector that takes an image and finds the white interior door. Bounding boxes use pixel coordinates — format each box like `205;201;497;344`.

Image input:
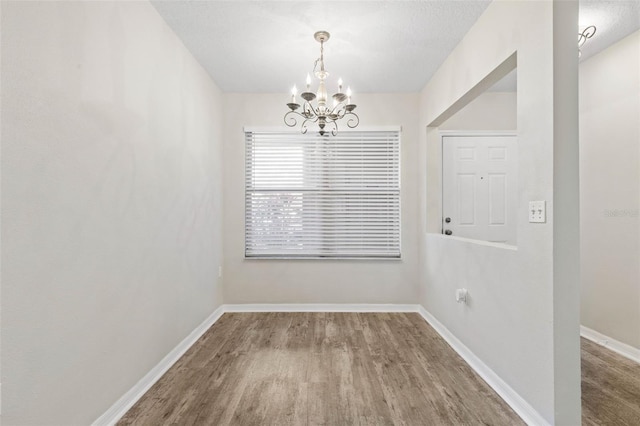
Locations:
442;134;517;245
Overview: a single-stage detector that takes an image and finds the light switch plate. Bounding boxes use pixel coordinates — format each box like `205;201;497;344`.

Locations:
529;201;546;223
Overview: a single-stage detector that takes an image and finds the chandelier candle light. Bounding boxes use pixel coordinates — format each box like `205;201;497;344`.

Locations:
285;31;359;136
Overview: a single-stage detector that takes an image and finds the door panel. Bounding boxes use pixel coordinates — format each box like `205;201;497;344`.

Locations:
458;174;476;225
457;146;476;160
488;173;506;225
442;135;517;245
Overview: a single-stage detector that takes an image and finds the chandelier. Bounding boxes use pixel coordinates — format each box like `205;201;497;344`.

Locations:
284;31;359;136
578;25;596;57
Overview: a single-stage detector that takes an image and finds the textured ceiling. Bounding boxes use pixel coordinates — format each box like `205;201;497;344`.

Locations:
151;1;640;94
150;0;492;93
579;0;640;62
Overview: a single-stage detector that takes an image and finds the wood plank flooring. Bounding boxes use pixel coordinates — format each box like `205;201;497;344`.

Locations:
581;337;640;425
118;313;523;425
118;313;640;425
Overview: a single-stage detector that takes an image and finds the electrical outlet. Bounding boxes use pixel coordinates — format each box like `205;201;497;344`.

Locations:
456;288;468;304
529;200;546;223
218;266;222;278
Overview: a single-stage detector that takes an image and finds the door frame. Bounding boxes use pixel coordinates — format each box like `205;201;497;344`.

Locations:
439;130;518;235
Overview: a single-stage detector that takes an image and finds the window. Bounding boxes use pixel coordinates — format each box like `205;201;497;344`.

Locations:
245;129;401;258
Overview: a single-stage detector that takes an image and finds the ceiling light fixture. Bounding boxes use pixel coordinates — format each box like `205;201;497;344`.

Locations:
578;25;596;57
284;31;359;136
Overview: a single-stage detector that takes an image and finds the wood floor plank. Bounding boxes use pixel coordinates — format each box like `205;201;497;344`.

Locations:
119;314;640;426
581;337;640;426
119;312;523;425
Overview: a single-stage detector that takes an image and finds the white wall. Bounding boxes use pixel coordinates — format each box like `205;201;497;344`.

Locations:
418;1;580;424
439;92;516;131
1;2;224;424
580;29;640;349
223;93;419;304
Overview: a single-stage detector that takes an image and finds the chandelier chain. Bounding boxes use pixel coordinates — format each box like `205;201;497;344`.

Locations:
313;39;325;73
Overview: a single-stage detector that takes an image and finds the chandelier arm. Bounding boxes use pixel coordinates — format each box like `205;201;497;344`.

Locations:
301;116;319;134
304;102;318;118
327;103;341;116
578;25;596;47
326;120;338;136
345;111;360;129
301;101;312;117
284;110;306;127
332;104;347;120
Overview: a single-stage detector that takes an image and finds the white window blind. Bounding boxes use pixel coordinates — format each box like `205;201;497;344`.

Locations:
245;129;401;258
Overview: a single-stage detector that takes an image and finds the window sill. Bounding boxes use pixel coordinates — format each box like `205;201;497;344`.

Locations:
244;256;403;261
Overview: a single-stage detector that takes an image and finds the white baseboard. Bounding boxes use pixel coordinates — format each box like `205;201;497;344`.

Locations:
416;306;550;426
223;303;420;313
92;305;226;426
580;325;640;364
